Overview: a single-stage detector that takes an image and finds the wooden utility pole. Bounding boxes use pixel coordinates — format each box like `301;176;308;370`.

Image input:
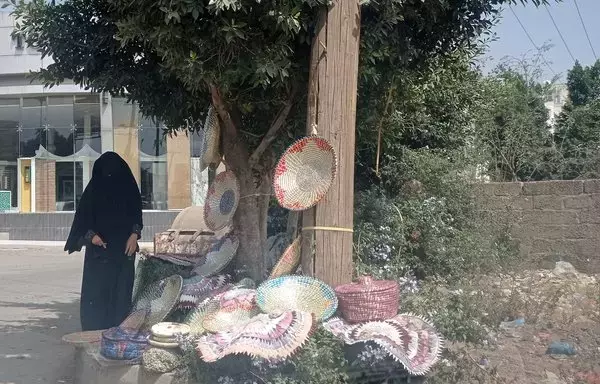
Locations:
301;0;361;286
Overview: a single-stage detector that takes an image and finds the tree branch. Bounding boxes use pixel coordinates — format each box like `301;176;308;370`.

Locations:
208;83;238;139
249;87;298;166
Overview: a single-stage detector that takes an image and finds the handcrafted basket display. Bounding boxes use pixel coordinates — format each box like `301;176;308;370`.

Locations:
132;275;183;328
256;275;338;321
273;136;337;211
200;105;221;171
62;330;104;345
269;236;301;279
335;276;399;323
192;235;239;277
202;288;260;333
196;311;315;362
204;170;240;231
100;327;150;360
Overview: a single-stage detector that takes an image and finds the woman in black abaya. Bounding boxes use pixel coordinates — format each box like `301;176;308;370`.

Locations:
65;152;143;331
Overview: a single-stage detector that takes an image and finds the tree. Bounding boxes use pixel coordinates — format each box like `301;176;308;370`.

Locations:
553;59;600;179
8;0;551;280
475;53;556;181
567;60;600;107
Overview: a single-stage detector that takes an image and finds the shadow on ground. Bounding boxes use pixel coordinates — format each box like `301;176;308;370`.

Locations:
0;299;80;384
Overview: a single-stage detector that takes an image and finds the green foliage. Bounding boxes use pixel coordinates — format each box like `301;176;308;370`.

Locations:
475;53;555;182
354;148;517;281
566;60;600;107
550;60;600;180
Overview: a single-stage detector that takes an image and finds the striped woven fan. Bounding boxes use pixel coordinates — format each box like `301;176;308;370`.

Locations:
322;314;443;375
196;311;315;362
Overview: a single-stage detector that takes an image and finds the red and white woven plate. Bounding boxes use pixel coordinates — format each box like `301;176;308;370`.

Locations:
204;170;240;231
273;136;337;211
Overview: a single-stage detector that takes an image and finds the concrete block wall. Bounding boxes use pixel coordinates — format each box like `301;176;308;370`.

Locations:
477;179;600;273
0;211;178;241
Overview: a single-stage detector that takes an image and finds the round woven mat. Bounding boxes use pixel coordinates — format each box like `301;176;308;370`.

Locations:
268;236;301;279
192;235;239;277
62;330;104;345
273;136;337;211
204;170;240;231
256;275;338;321
200;105;221;170
132;275;183;329
202;288;259;333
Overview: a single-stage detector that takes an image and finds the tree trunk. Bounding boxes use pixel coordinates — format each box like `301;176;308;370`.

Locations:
231;164;270;280
301;1;361;286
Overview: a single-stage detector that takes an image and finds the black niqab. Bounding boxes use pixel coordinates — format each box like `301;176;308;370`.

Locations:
65;151;142;254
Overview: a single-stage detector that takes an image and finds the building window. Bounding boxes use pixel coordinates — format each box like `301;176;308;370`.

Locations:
190;130;205;158
74;95;101;153
140;161;167;210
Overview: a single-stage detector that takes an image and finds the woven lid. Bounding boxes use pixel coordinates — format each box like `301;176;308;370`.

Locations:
335;275;398;295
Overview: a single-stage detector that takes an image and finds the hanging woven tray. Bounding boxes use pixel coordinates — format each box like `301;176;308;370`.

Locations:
273;136;337;211
268;236;301;279
204;170;240;231
335;275;399;323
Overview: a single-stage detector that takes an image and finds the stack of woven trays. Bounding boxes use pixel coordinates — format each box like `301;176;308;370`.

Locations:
334;276;399;323
148;322;190;349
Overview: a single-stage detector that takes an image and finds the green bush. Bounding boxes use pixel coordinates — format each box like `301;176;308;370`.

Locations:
354;148;517;282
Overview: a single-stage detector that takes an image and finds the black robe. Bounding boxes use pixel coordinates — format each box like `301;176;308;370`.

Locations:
65;152;143;331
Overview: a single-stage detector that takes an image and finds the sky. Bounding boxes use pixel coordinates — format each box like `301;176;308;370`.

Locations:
485;0;600;82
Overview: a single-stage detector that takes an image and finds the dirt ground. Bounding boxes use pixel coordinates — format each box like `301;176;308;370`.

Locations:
440;262;600;384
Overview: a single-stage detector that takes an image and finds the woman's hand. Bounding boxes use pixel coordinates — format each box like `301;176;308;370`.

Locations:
91;235;107;249
125;233;138;257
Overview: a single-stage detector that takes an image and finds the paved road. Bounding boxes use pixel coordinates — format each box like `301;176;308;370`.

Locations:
0;245;83;384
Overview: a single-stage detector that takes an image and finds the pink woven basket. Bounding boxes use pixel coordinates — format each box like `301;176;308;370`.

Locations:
334;276;399;323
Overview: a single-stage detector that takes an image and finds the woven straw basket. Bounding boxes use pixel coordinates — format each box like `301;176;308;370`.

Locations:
335;276;399;323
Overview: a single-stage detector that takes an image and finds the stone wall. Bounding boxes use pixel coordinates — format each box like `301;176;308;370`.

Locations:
477;179;600;273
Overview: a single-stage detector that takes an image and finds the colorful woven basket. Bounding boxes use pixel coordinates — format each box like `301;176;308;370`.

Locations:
273;136;337;211
200;105;221;170
204;170;240;231
132;275;183;328
256;275;338;321
192;235;239;277
269;236;301;279
335;275;399;323
100;327;150;360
